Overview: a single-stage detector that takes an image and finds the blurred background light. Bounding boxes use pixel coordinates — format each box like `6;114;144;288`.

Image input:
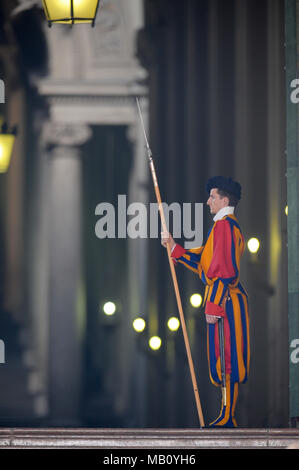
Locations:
247;237;260;254
190;293;202;308
102;301;116;316
132;317;146;333
149;336;162;351
167;316;180;331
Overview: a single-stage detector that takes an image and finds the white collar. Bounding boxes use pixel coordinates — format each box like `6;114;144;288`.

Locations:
213;206;235;222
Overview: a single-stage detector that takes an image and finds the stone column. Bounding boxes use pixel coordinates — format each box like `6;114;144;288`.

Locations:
266;0;288;427
44;122;92;425
285;0;299;424
233;0;251;428
126;104;149;427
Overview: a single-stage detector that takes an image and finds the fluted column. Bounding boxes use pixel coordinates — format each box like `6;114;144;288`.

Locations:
126;101;149;427
44;122;92;425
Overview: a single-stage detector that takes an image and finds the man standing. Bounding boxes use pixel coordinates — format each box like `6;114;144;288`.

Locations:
161;176;250;428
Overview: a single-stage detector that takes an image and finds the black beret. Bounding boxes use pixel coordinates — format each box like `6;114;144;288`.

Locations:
206;176;242;200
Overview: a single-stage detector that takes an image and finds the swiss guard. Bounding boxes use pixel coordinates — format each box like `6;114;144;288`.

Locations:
161;176;250;428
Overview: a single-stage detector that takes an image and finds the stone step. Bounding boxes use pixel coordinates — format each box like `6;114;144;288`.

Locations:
0;428;298;449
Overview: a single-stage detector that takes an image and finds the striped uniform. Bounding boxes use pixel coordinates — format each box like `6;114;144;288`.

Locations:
172;214;250;387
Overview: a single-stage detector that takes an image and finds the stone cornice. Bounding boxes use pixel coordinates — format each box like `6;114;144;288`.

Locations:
37;80;147;98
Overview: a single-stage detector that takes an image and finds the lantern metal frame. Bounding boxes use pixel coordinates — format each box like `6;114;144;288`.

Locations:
42;0;101;28
0;122;17;136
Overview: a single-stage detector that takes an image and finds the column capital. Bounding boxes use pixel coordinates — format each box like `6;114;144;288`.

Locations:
41;121;92;149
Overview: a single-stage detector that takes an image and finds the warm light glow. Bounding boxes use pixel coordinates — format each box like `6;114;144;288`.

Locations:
0;134;15;173
285;205;288;216
42;0;100;26
103;301;116;316
190;293;202;308
167;317;180;332
149;336;162;351
133;317;146;333
247;237;260;254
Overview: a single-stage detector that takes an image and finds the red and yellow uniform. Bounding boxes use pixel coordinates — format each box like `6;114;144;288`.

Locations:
171;213;250;427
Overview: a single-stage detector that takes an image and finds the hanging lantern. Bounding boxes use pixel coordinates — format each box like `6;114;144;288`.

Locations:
0;122;17;174
42;0;101;27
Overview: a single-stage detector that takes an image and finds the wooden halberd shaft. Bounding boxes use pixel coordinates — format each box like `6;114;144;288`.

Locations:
136;97;205;428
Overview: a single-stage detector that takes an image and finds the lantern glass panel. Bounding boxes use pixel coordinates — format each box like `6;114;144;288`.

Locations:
42;0;71;21
74;0;99;19
0;134;15;173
